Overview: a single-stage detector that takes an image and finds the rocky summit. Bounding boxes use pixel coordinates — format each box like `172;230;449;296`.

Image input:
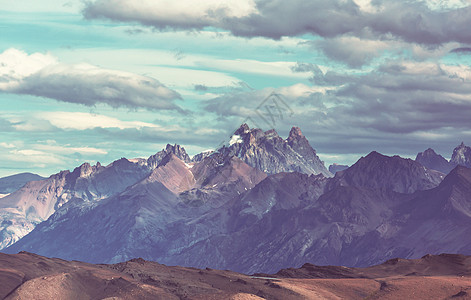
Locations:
217;124;332;177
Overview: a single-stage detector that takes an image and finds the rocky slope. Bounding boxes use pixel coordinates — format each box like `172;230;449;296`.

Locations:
1;252;471;300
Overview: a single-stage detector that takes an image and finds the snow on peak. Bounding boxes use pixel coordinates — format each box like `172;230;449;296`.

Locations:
229;134;244;146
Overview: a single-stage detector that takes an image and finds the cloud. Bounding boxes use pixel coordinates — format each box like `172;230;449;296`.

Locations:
450;47;471;54
311;37;392;68
83;0;257;30
0;48;182;111
37;112;162;130
82;0;471;45
34;141;108;155
203;59;471;157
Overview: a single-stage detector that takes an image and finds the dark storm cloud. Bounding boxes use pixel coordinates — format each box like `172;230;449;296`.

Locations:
83;0;471;45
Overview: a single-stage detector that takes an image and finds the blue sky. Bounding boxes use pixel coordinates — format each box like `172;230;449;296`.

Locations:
1;0;471;177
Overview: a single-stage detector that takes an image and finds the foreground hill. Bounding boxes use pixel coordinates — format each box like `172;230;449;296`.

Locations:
1;252;470;300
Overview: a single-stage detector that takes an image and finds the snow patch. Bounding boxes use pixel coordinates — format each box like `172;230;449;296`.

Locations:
0;193;9;198
229;134;243;146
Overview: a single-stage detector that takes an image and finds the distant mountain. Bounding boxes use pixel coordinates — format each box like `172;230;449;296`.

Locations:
0;143;194;250
0;173;44;194
333;151;444;194
147;143;191;168
216;124;332;177
328;163;348;174
191;150;214;162
450;142;471;168
415;148;454;174
0;159;149;250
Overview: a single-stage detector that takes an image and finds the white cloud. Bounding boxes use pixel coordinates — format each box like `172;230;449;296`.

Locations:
34;143;108;155
0;48;182;111
54;47;307;91
0;142;15;149
0;0;83;13
38;112;161;130
6;149;64;165
0;48;57;90
197;59;308;78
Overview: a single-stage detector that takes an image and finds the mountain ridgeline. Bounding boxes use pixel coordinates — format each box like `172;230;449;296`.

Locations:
416;142;471;174
2;124;471;275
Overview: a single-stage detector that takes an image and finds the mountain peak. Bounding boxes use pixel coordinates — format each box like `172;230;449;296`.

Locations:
216;125;331;177
450;142;471;168
147;144;191;168
364;151;386;160
234;123;250;135
288;126;304;140
442;165;471;185
335;151;443;193
415;148;453;174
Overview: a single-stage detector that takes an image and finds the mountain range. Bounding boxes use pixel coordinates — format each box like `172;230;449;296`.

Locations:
1;124;471;275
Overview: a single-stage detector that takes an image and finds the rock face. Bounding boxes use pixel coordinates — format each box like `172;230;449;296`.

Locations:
450;142;471;168
217;124;332;177
0;173;44;194
415;148;454;174
328;164;349;174
147;144;191;168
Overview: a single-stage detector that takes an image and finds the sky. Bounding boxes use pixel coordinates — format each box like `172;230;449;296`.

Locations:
1;0;471;177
